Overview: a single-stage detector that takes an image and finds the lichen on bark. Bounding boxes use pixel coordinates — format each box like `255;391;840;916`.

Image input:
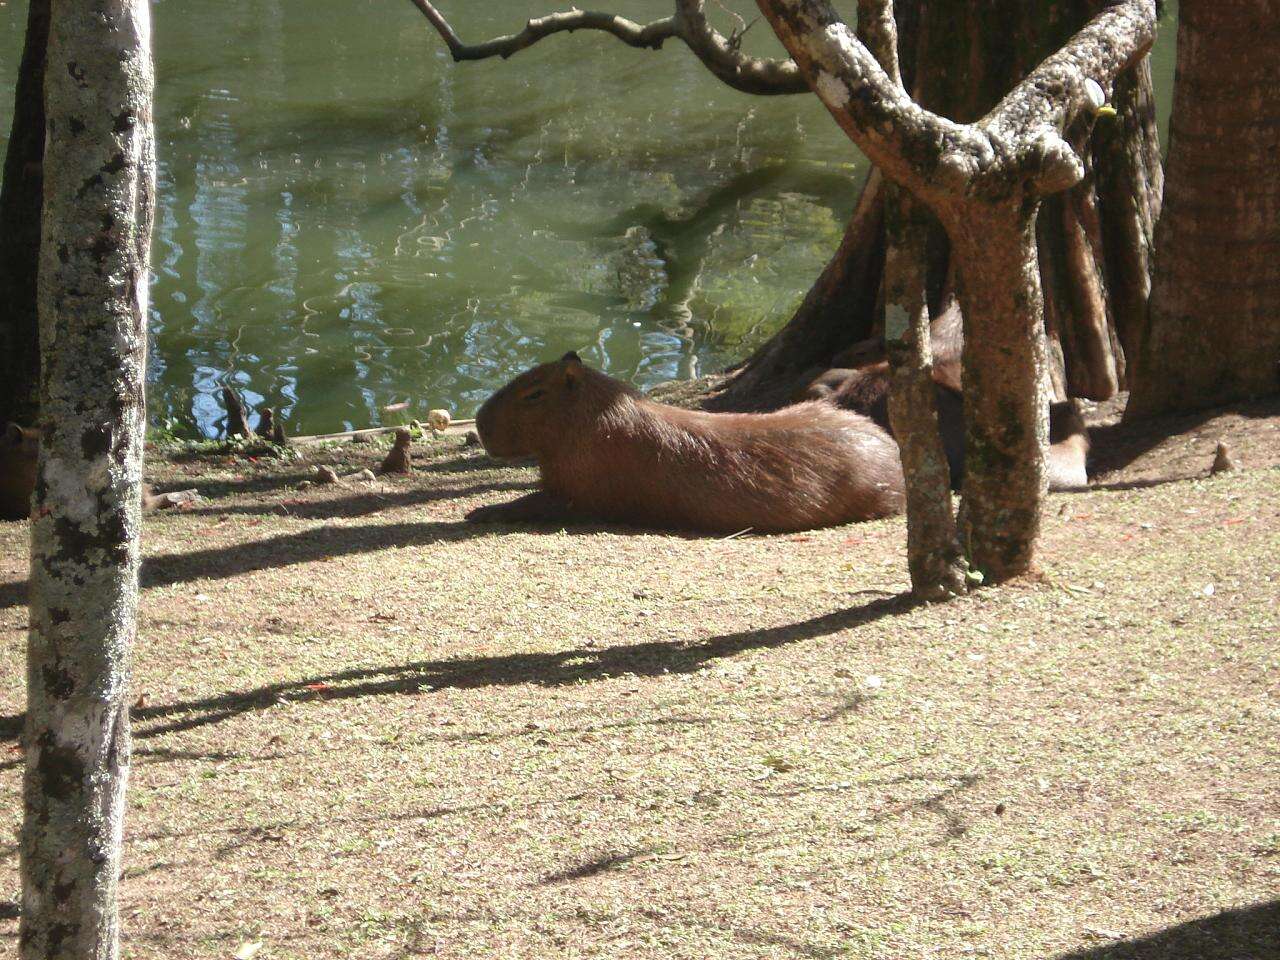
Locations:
755;0;1156;581
20;1;155;958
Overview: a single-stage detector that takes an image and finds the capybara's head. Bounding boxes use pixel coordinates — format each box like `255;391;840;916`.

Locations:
476;352;590;459
830;337;888;370
2;423;36;454
1;422;40;522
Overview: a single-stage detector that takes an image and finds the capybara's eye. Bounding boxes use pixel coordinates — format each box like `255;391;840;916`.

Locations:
523;389;546;403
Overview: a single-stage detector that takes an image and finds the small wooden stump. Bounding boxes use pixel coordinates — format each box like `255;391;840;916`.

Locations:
222;385;255;440
379;428;413;474
1210;441;1240;475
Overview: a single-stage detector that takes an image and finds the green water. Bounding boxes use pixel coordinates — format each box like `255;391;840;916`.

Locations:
0;1;1176;435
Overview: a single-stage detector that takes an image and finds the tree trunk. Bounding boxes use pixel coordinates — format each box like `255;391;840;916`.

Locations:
862;0;968;600
0;0;51;428
705;168;885;411
714;0;1161;410
20;0;155;957
952;211;1051;580
1092;54;1163;371
884;185;968;598
1125;0;1280;419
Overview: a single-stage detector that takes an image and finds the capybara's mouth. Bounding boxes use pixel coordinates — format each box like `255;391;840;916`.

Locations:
473;417;521;460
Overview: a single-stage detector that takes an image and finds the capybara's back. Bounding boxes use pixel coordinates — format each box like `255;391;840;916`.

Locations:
474;353;905;533
0;423;39;521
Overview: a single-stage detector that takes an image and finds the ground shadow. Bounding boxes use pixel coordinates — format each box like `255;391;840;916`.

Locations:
0;498;590;614
153;467;313;502
540;847;658;885
1088;394;1280;476
1054;899;1279;960
174;478;532;520
0;592;914;743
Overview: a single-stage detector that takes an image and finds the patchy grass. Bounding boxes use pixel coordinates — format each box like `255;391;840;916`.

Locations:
0;400;1277;959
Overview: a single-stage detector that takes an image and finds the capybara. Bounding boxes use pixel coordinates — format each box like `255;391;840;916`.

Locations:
0;423;39;521
795;359;966;486
800;329;1090;491
0;422;200;519
1046;399;1090;489
469;352;906;533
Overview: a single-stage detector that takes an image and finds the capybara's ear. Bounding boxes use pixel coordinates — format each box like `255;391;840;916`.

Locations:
3;423;22;447
562;351;583;389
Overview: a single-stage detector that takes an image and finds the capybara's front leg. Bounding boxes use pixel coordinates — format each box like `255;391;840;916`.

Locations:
466;490;575;525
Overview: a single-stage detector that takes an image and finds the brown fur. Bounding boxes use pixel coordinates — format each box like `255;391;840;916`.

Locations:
1046;400;1090;489
795;360;966;486
800;316;1090;491
0;423;39;521
471;353;906;533
0;422;200;520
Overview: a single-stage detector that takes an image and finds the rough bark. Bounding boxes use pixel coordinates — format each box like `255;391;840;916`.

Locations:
862;0;967;600
1092;54;1163;373
884;185;968;599
755;0;1156;580
705;168;885;411
951;213;1051;576
1125;0;1280;419
19;0;155;957
0;0;51;428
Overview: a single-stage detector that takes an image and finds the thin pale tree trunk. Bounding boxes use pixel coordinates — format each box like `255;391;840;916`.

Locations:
884;185;968;598
860;0;967;599
20;0;155;957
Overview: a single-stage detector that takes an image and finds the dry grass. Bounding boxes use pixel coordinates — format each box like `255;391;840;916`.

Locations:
0;402;1277;959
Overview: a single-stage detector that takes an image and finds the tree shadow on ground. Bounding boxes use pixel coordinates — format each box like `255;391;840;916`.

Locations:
0;496;577;614
1053;899;1279;960
153;468;313;502
0;593;914;743
1088;394;1280;476
173;478;532;520
540;847;659;885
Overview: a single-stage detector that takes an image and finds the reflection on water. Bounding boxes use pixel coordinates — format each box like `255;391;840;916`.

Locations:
0;0;1176;435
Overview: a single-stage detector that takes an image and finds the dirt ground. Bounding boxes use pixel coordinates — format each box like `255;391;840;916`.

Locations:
1;395;1277;959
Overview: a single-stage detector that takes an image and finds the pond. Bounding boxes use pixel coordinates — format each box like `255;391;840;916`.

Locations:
0;1;1176;435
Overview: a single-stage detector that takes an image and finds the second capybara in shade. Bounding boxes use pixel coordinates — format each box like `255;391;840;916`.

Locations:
0;423;39;521
469;352;906;533
0;422;202;519
797;333;1090;490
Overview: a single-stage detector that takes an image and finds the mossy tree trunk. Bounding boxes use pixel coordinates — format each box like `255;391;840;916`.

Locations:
755;0;1156;582
0;0;51;429
950;212;1051;575
860;0;967;599
1125;0;1280;419
713;0;1163;410
19;0;155;957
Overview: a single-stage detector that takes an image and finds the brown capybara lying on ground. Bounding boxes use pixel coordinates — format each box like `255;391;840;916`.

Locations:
469;352;906;533
1;422;201;521
797;337;1090;491
0;423;39;521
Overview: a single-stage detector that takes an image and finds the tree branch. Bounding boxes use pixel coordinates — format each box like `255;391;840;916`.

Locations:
673;1;808;95
753;0;977;202
854;0;901;88
986;0;1158;194
408;0;809;96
